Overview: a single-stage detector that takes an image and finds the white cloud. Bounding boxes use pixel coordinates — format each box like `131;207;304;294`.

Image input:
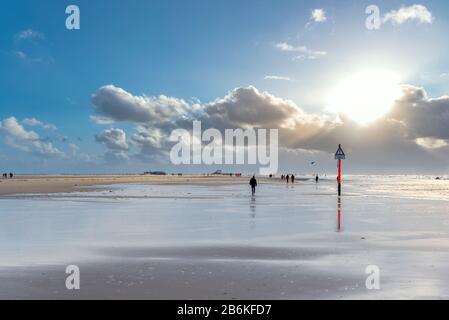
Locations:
383;4;433;25
203;86;310;129
104;150;129;163
275;42;327;60
22;118;57;130
95;128;129;151
14;51;27;59
1;117;39;141
68;143;93;162
90;115;115;125
15;29;45;42
415;137;448;149
264;75;294;82
12;50;45;63
311;9;327;22
0;117;65;158
91;85;191;124
68;143;80;151
90;85;320;159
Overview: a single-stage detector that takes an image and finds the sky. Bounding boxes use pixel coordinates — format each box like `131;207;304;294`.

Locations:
1;0;449;174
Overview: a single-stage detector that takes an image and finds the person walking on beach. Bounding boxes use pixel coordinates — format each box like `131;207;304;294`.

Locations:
291;175;295;184
249;176;257;195
315;175;319;184
286;174;290;184
9;173;13;179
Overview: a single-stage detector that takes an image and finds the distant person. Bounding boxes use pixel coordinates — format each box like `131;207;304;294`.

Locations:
291;175;295;184
9;173;13;179
286;174;290;184
281;175;284;180
249;176;257;195
316;175;319;184
2;173;6;179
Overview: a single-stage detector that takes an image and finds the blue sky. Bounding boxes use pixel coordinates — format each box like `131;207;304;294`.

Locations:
1;1;449;174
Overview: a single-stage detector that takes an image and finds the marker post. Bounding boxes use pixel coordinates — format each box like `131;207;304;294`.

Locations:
335;144;345;196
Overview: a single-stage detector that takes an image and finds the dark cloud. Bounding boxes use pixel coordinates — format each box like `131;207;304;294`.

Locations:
390;85;449;140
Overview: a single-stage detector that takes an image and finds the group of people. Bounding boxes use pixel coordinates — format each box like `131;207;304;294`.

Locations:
280;174;295;184
2;173;13;179
250;174;321;195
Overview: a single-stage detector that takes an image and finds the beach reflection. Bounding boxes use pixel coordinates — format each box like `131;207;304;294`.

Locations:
250;195;256;218
337;196;342;232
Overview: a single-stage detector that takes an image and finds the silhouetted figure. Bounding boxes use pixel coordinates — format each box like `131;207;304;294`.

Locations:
9;173;13;179
291;175;295;184
286;174;290;184
281;175;284;180
249;176;257;195
316;175;319;184
2;173;6;179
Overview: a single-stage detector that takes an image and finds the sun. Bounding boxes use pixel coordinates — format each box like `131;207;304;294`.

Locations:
326;70;402;125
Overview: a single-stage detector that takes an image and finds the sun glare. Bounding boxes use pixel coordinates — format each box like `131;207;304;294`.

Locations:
327;70;402;125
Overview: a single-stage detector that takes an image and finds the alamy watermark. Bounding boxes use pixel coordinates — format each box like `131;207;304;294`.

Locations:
66;5;80;30
169;121;278;175
365;265;380;290
365;5;381;30
65;265;80;290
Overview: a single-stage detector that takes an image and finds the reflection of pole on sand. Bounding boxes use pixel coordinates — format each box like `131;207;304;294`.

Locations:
250;196;256;218
337;197;342;232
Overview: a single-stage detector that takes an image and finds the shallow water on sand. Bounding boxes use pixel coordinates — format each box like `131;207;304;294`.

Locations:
1;177;449;299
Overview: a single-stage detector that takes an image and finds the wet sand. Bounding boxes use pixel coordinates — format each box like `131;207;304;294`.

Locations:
0;175;267;196
1;177;449;299
0;251;363;300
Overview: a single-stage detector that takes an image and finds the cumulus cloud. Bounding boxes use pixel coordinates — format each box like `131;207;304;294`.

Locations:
383;4;433;25
89;83;449;172
90;85;326;160
275;42;327;60
95;128;129;151
311;9;327;22
0;117;65;158
389;85;449;140
22;118;57;130
202;86;313;129
91;85;191;124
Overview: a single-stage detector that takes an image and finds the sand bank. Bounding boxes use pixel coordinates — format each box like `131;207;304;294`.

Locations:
0;175;280;196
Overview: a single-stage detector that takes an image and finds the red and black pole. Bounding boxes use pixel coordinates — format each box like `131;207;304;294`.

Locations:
337;159;342;196
335;144;345;197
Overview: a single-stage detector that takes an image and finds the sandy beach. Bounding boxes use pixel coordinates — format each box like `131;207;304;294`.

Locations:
0;175;266;196
1;175;449;299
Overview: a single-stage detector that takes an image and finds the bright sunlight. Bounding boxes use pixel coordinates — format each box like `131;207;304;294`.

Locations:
327;70;402;125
